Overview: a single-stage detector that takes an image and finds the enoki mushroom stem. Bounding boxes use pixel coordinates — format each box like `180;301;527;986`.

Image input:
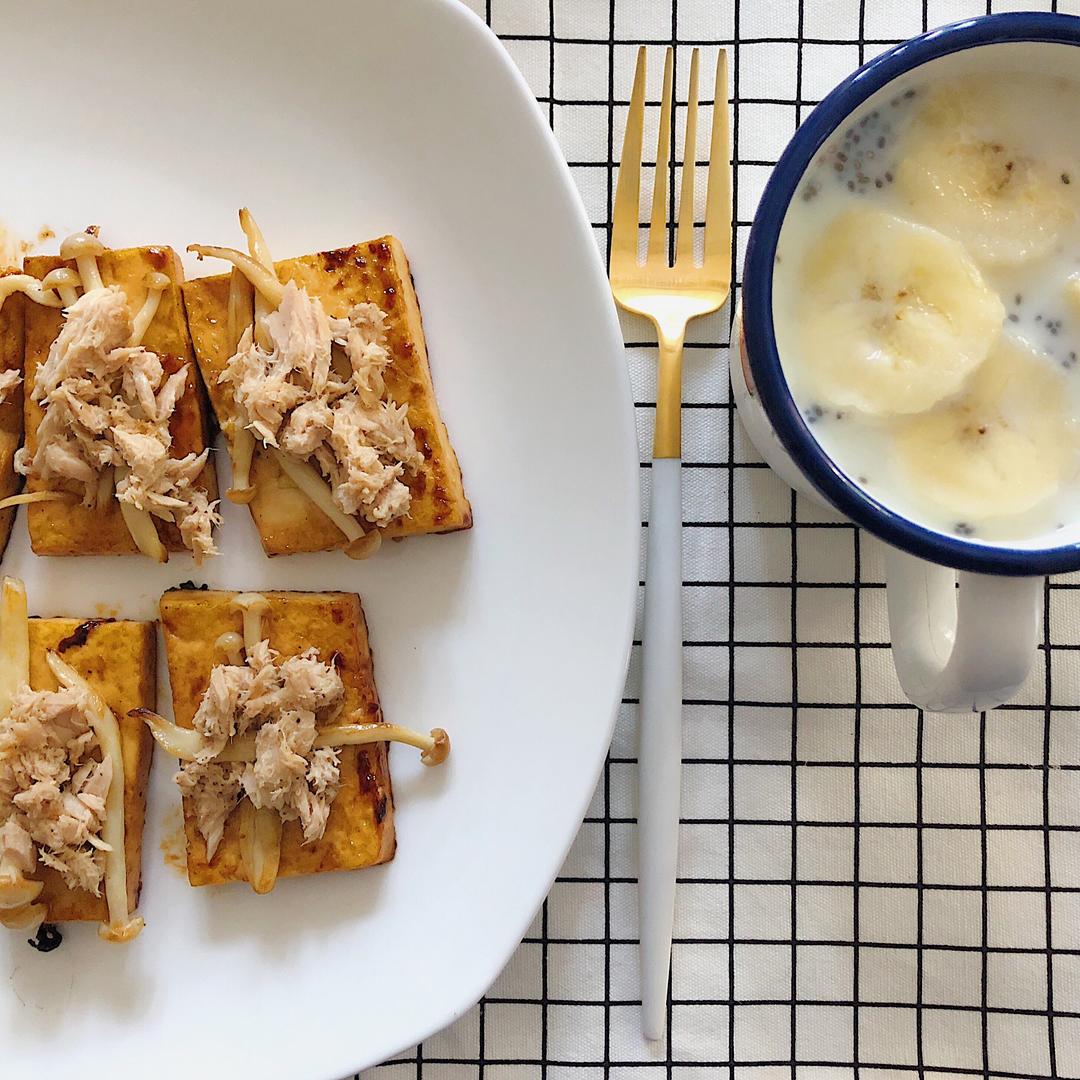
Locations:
226;268;254;352
187;244;284;307
0;490;77;512
230;593;269;655
47;651;144;943
269;448;364;543
0;576;29;719
227;426;256;503
0;273;64;311
224;268;258;502
240;209;278;351
239;208;274;272
128;272;171;347
115;468;168;563
323;722;451;766
137;709;451;767
238;799;281;895
40;268;81;308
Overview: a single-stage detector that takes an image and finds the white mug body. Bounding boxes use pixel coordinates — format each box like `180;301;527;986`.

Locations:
736;16;1080;712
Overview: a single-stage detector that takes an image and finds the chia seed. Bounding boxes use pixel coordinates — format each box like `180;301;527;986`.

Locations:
954;522;975;537
810;91;917;193
805;404;825;424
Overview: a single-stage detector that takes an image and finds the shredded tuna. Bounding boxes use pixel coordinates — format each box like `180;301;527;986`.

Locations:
175;760;244;861
17;287;221;561
218;281;420;527
177;643;346;853
0;368;21;407
0;817;34;874
0;685;109;895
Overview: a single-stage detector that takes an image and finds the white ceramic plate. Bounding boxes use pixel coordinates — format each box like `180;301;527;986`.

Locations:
0;1;638;1075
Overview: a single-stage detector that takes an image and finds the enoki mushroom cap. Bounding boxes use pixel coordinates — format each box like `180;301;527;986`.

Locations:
0;900;46;931
231;593;270;616
0;868;44;909
98;915;145;943
145;271;171;292
40;267;81;291
421;727;451;766
215;631;246;665
345;530;382;560
59;231;106;260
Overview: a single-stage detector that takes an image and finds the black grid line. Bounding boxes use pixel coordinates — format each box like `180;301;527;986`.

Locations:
361;2;1080;1079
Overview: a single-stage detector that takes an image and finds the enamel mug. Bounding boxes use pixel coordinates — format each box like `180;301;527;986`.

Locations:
737;12;1080;713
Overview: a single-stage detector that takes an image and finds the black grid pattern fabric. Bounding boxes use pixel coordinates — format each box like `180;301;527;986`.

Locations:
362;1;1080;1077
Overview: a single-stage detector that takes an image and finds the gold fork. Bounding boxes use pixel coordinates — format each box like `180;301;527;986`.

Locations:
609;45;732;1041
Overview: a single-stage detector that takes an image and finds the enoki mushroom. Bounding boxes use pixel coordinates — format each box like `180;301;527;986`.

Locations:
0;578;142;941
189;210;383;557
137;592;449;893
3;231;178;563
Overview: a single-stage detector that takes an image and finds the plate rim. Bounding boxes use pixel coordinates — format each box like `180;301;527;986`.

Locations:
358;2;639;1068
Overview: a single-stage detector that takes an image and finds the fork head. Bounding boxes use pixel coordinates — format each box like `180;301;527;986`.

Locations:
609;46;733;335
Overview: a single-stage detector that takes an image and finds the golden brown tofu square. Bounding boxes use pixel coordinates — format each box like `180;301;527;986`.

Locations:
159;589;394;887
25;617;156;922
0;287;24;560
22;246;219;556
182;236;470;556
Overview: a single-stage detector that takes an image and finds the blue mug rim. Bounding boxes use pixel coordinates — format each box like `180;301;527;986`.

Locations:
742;11;1080;576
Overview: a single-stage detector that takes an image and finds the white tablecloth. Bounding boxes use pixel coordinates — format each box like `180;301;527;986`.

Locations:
364;1;1080;1076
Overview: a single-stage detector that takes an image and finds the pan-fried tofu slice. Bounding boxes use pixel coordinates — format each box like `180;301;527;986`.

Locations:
22;247;218;556
24;617;156;922
159;589;395;886
183;237;470;555
0;287;24;561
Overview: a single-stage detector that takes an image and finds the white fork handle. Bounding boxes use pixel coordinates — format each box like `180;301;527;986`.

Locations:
638;456;683;1041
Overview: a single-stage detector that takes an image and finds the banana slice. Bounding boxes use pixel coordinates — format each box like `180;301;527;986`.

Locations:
796;208;1004;415
896;335;1076;520
895;75;1078;266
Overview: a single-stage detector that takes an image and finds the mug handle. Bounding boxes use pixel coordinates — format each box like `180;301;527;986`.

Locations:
884;545;1042;713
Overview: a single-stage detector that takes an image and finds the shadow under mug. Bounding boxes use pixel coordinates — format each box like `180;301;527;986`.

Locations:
738;12;1080;714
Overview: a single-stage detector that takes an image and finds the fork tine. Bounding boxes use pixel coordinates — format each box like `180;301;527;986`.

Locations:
675;48;700;267
703;48;732;273
646;47;674;266
611;47;647;271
